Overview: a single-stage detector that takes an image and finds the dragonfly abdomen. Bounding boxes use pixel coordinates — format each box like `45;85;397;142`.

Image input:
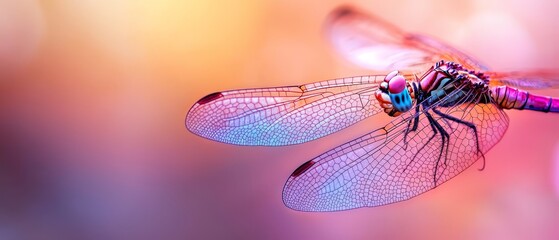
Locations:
491;86;559;112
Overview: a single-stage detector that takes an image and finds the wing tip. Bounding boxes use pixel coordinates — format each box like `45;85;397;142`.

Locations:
184;112;198;134
282;160;317;211
186;92;224;133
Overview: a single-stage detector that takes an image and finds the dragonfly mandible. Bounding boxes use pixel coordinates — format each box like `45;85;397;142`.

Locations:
185;6;559;211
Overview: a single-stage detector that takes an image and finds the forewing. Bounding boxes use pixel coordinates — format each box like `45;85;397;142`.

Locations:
326;6;487;73
186;75;403;146
487;70;559;90
283;89;509;211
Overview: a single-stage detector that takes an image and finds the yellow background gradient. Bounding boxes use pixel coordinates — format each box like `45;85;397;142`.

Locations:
1;0;559;239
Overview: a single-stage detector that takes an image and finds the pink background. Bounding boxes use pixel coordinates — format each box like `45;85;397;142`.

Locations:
1;0;559;239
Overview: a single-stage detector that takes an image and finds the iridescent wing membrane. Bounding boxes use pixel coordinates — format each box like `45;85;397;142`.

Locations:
283;83;510;211
487;70;559;89
326;6;488;73
187;75;412;146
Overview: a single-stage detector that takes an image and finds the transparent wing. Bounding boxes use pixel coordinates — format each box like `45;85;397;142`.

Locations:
326;5;488;73
282;86;509;211
186;75;412;146
487;70;559;90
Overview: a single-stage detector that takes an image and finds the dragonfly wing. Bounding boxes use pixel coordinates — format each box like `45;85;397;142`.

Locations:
326;6;488;73
406;33;489;71
283;87;509;211
487;70;559;90
186;75;402;146
325;6;431;72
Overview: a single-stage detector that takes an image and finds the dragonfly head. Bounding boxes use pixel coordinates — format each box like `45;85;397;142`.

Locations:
386;72;413;112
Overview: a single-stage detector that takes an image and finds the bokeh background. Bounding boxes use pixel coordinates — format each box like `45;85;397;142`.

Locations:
1;0;559;239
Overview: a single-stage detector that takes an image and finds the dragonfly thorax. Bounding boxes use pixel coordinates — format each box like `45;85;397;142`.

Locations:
421;61;490;107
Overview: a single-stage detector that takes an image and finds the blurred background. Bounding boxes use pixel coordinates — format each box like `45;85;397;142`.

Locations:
1;0;559;239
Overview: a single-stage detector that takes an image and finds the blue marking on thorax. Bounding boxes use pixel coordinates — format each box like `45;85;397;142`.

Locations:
425;77;467;107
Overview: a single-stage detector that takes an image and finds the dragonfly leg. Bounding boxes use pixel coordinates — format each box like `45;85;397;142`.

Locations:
403;119;413;151
432;108;486;170
410;105;421;131
403;83;423;149
424;111;451;186
403;104;421;150
403;112;438;172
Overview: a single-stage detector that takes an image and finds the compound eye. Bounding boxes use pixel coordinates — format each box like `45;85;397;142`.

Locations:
384;70;399;81
388;75;406;94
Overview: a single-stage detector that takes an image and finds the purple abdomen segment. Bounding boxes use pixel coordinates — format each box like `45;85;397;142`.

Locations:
491;86;559;112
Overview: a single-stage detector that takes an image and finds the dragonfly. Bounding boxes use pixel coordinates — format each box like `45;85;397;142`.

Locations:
185;6;559;211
